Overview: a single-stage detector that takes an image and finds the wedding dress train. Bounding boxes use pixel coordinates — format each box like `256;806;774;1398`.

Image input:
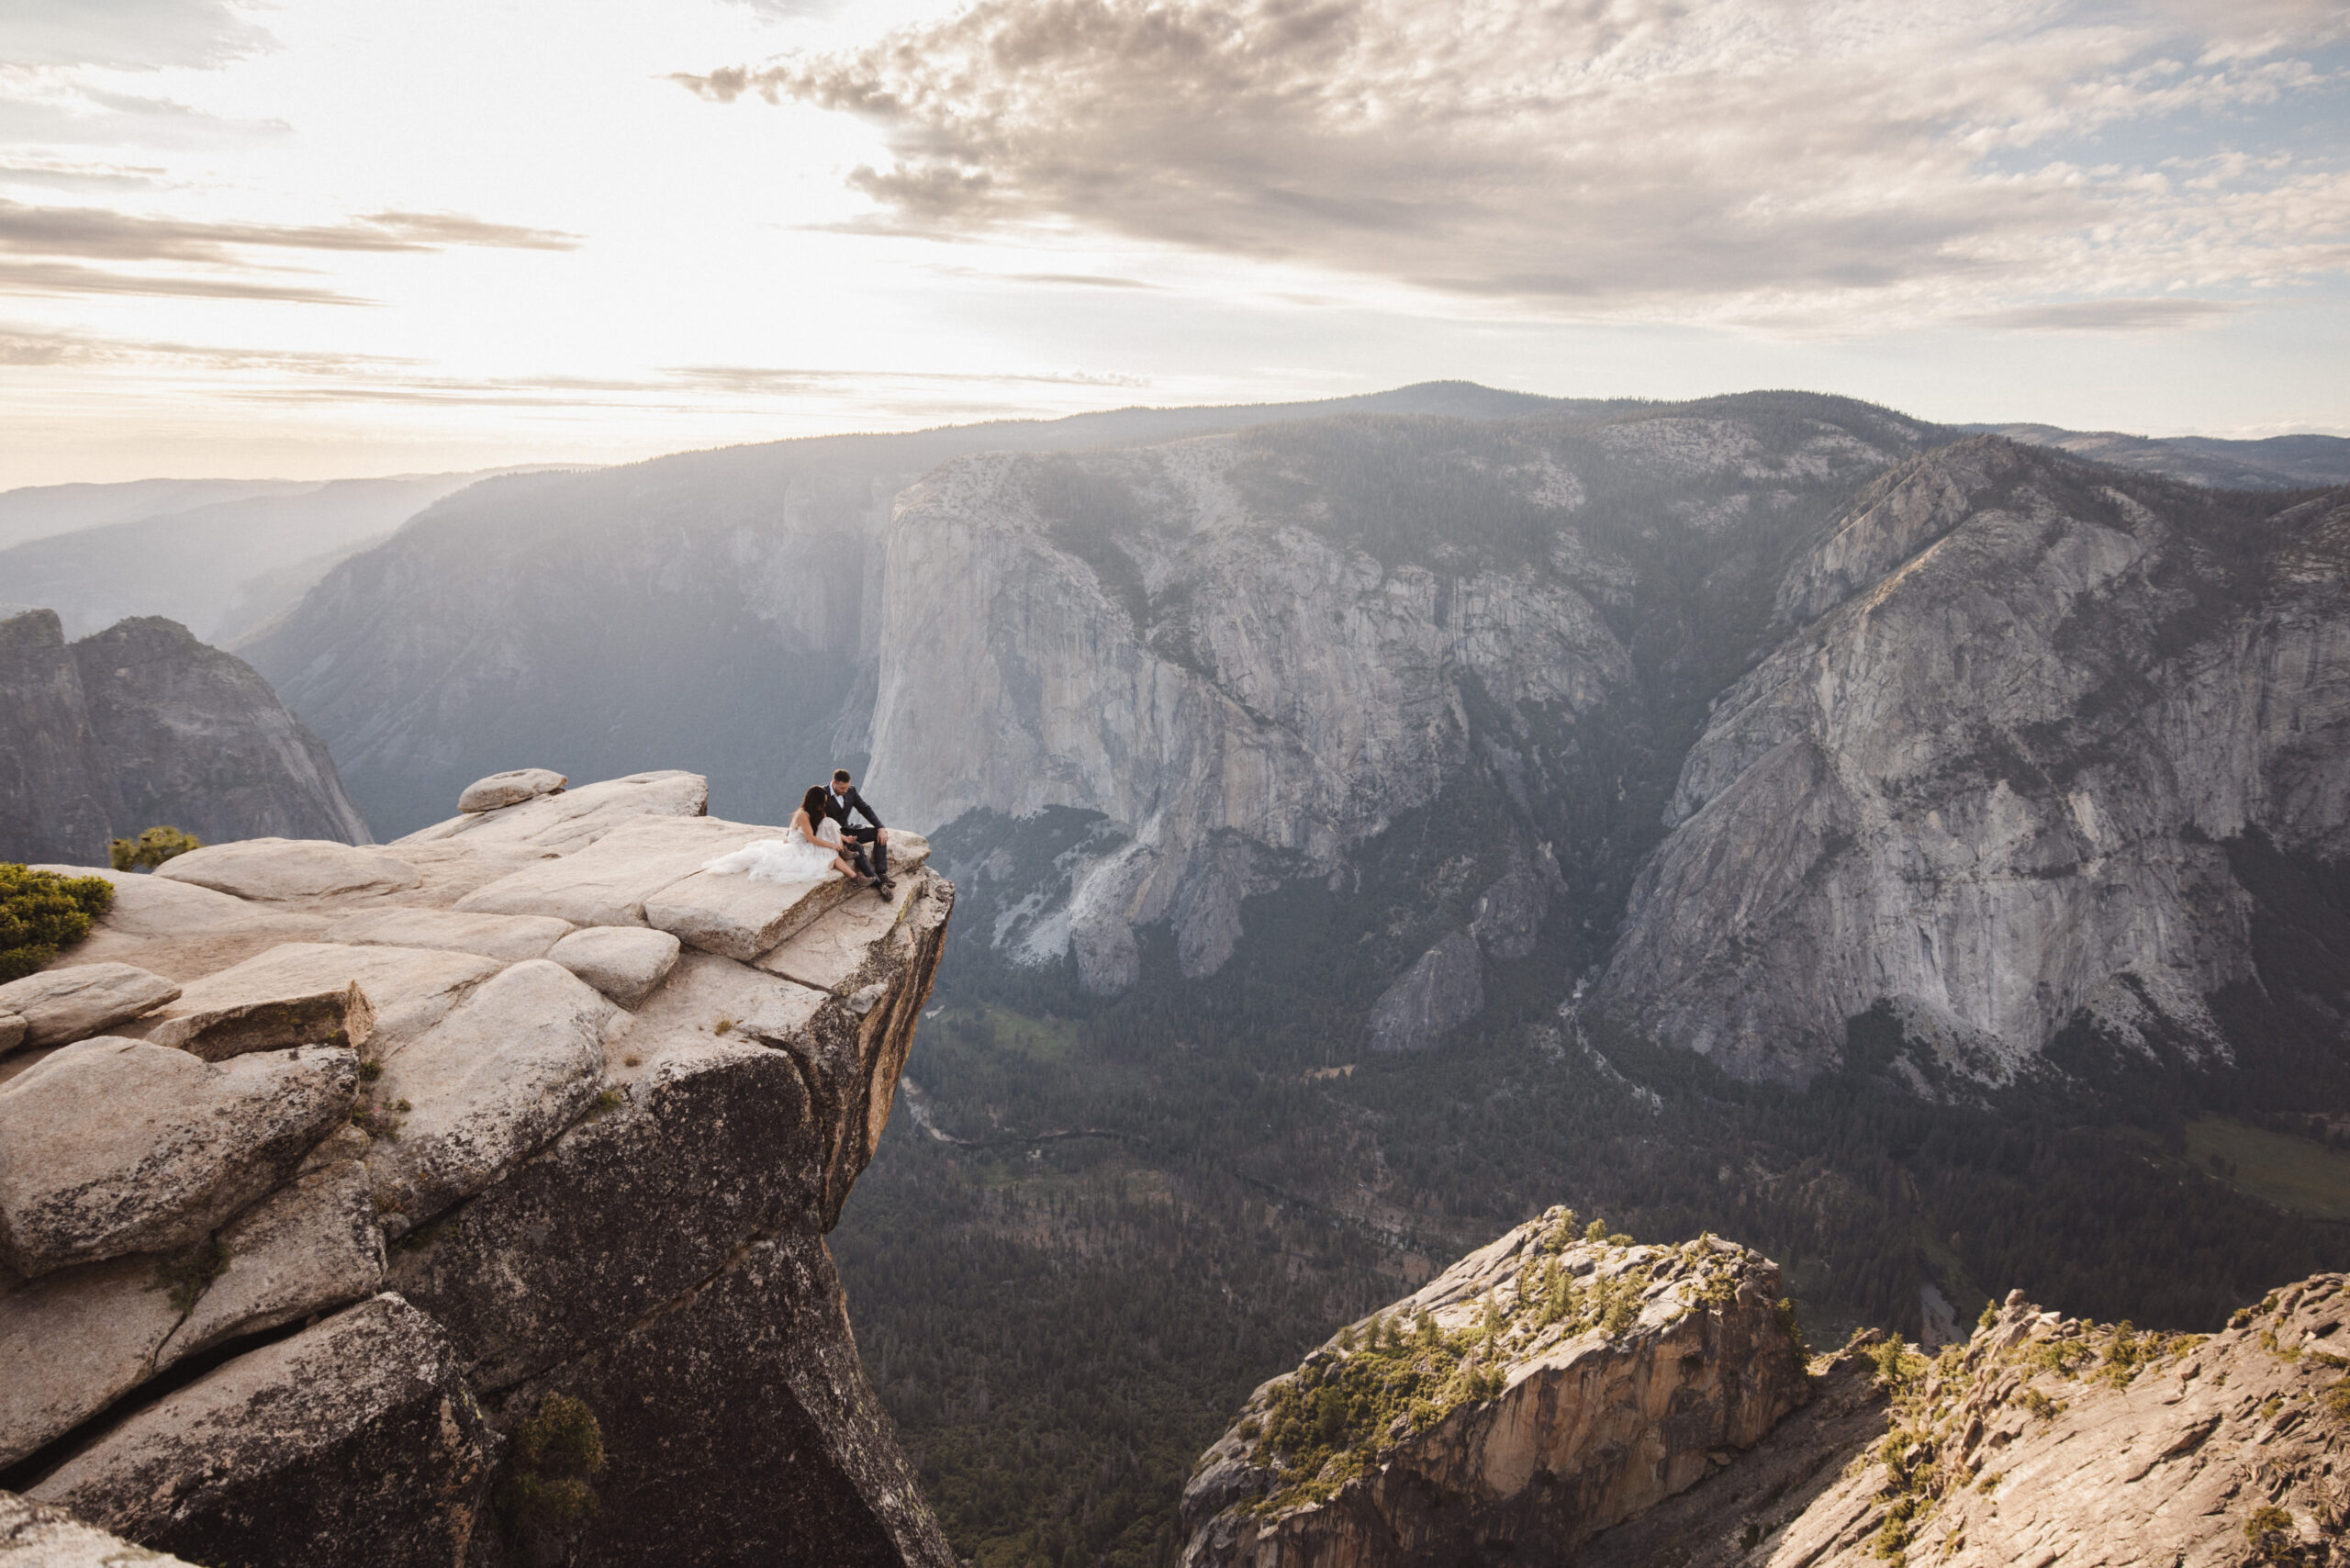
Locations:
700;821;845;884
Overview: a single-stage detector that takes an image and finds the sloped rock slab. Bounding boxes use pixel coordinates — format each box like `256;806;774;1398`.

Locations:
398;770;708;855
321;905;572;963
756;873;925;994
453;815;755;928
141;943;499;1063
500;1229;956;1568
0;1017;20;1060
0;1256;185;1471
161;1159;384;1370
30;1294;491;1568
368;960;617;1232
649;832;932;963
0;966;178;1050
457;767;566;813
391;1044;820;1390
0;1489;201;1567
0;1041;355;1277
547;925;679;1007
154;840;420;902
28;868;285;940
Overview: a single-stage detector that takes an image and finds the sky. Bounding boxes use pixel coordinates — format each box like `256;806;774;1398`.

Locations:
0;0;2344;487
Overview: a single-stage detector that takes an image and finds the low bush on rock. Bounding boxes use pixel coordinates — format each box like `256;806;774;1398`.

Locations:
499;1393;607;1560
108;825;201;872
0;863;114;981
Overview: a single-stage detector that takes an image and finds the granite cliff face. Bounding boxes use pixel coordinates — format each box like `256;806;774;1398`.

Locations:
1599;438;2350;1082
0;610;370;865
0;768;955;1567
872;400;1939;999
1181;1221;2350;1568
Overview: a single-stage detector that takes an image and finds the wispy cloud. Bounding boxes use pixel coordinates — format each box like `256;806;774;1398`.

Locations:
678;0;2350;328
1963;297;2244;330
0;199;582;304
0;258;371;303
0;198;580;263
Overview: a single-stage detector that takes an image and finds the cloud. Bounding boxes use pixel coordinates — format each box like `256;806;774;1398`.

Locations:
0;258;371;304
0;199;581;263
1963;297;2244;330
2;0;276;73
681;0;2350;325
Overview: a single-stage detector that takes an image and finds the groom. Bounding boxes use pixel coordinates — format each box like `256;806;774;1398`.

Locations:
822;767;892;897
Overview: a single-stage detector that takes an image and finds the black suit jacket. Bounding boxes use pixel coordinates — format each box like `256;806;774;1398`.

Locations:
821;786;883;832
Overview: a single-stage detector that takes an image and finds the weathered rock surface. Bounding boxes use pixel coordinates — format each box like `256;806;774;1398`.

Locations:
0;967;177;1050
365;959;617;1231
0;1257;186;1470
0;1040;354;1276
322;905;572;963
1601;442;2350;1081
398;769;708;856
161;1159;384;1367
1179;1211;1811;1566
0;1017;19;1058
30;1295;491;1568
644;831;931;962
545;924;679;1006
0;610;370;866
0;1488;200;1566
140;941;498;1061
0;769;957;1568
456;768;565;813
154;838;419;902
453;814;750;927
1579;1277;2350;1568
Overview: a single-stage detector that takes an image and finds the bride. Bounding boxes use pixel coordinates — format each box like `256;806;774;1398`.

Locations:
701;785;872;886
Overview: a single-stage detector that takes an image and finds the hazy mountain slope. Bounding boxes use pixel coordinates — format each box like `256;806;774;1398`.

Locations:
0;477;310;552
1968;422;2350;489
0;472;507;642
1599;439;2350;1082
0;609;370;863
245;386;1635;839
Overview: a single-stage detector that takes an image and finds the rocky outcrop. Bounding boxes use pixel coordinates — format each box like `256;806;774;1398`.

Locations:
1183;1215;2350;1568
0;610;370;865
1580;1276;2350;1567
1178;1210;1811;1566
0;768;956;1568
1599;439;2350;1081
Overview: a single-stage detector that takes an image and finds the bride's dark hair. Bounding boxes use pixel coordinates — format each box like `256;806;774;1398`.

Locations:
800;785;831;823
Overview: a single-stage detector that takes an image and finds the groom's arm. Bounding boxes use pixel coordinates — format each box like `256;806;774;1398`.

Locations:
850;789;884;830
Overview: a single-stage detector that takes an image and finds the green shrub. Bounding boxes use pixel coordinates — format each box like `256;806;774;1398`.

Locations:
108;825;200;872
0;864;114;981
499;1393;606;1540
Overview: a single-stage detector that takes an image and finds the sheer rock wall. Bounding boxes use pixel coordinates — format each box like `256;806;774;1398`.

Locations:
0;610;369;865
1600;441;2350;1081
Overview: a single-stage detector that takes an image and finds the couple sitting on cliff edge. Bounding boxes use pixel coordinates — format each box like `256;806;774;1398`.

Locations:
701;767;896;898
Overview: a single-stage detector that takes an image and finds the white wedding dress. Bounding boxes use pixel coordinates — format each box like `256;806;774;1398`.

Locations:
700;820;845;884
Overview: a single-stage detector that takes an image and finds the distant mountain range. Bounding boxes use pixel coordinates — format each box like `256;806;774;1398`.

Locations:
1961;421;2350;489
